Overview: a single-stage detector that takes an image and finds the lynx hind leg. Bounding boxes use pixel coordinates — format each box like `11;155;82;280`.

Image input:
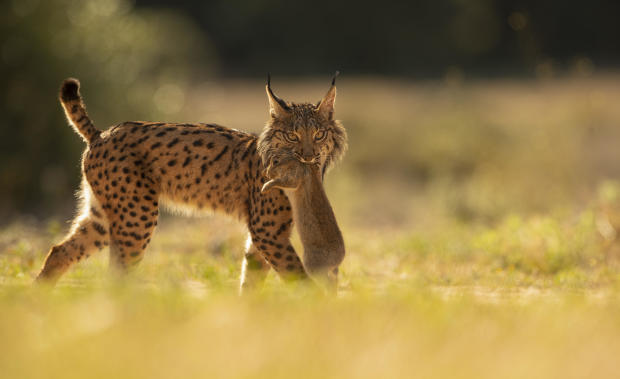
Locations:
107;192;160;272
239;235;271;293
248;210;307;281
36;188;109;284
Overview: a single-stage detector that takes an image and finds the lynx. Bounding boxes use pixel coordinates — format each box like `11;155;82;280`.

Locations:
36;75;347;292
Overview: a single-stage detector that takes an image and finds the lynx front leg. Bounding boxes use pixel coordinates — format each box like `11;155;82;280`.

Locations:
249;184;309;283
239;235;271;293
248;225;307;282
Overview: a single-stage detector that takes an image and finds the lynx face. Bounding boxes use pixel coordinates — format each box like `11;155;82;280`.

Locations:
257;76;347;179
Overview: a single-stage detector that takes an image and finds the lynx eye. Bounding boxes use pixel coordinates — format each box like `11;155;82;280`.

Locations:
314;130;327;141
282;131;299;142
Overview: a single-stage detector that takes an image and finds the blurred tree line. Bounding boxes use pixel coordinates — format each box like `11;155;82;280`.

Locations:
1;0;212;218
139;0;619;76
1;0;619;219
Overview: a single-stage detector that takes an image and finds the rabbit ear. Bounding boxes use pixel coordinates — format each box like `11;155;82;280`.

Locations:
317;71;339;120
266;73;290;118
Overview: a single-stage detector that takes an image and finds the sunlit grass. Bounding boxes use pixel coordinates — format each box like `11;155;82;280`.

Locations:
0;273;619;379
1;209;620;378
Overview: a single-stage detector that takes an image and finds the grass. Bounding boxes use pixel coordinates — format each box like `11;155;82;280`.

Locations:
2;75;620;378
2;286;620;379
1;209;619;379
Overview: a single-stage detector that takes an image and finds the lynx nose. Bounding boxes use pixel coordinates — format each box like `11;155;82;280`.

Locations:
296;153;316;164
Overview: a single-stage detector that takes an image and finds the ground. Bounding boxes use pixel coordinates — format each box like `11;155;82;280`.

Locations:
1;76;620;378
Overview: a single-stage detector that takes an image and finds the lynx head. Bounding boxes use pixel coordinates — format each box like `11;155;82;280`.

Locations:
257;73;348;179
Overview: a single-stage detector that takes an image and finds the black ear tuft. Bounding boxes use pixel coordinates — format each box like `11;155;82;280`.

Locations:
331;70;340;86
266;74;291;112
60;78;80;102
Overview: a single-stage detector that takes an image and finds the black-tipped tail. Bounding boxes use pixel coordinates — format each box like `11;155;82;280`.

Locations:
60;78;80;102
58;78;100;144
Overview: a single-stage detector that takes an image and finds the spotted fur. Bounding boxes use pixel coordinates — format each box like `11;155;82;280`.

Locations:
36;76;347;292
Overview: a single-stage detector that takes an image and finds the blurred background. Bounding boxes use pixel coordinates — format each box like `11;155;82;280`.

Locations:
2;0;620;229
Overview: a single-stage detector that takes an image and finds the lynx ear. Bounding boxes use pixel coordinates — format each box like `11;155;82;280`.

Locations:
317;71;339;120
266;74;290;118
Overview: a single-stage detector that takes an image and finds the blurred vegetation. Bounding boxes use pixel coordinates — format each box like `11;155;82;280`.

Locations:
1;204;620;379
2;0;619;223
2;0;620;221
1;283;619;379
1;0;212;216
140;0;620;77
